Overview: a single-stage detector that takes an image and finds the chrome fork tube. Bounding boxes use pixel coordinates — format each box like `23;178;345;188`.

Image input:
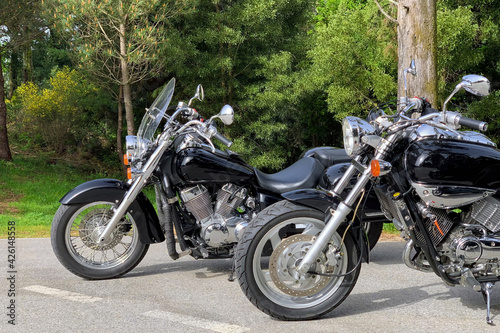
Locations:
296;135;397;275
330;161;358;197
96;140;170;244
296;168;372;274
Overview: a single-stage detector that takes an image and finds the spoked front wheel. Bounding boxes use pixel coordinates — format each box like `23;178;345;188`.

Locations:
51;201;149;279
235;200;361;320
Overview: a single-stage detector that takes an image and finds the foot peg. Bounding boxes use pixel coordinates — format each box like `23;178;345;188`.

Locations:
481;282;495;325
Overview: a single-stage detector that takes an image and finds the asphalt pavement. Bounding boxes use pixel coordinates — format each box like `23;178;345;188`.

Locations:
2;238;499;332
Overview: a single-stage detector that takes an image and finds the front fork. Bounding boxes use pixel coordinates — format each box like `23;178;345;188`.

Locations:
296;136;394;275
96;139;170;245
296;163;372;274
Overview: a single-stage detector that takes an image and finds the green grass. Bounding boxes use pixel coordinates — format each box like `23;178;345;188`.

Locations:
382;222;398;234
0;153;122;238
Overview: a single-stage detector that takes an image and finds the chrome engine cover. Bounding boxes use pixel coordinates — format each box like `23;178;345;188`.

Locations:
180;183;249;247
438;226;500;279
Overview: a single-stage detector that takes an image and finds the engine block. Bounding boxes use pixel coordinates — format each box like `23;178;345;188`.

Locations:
180;183;249;248
471;196;500;233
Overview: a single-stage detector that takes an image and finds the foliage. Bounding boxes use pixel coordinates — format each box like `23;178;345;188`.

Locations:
163;0;315;170
305;1;398;121
44;0;191;86
12;68;113;153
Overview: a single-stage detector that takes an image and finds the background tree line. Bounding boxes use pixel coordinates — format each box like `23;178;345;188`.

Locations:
1;0;499;172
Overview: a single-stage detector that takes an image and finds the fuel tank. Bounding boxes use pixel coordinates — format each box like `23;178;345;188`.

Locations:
405;139;500;208
175;147;255;184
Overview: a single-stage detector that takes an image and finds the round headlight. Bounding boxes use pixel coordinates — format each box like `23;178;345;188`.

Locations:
125;135;148;165
342;117;375;157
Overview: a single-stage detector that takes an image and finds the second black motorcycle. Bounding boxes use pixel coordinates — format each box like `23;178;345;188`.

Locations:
235;61;499;324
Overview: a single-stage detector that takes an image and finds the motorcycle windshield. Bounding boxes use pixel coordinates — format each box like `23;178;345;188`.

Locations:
137;77;176;143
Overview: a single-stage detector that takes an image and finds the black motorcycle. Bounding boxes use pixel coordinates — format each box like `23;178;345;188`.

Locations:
235;61;499;324
51;78;387;280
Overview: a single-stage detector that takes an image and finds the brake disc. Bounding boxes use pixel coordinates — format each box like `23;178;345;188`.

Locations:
269;234;338;297
79;209;124;250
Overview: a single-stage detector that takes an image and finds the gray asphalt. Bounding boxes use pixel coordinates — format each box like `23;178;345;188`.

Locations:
2;238;499;332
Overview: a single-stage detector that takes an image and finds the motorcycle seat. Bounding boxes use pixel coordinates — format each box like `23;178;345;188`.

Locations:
254;157;325;194
302;147;351;167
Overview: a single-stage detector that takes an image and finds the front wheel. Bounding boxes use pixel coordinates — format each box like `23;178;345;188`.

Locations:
235;200;361;320
51;201;149;279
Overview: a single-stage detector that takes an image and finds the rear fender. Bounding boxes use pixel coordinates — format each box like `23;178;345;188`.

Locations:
60;179;164;244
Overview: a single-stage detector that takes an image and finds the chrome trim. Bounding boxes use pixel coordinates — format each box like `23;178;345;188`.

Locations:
409;124;496;147
412;182;494;209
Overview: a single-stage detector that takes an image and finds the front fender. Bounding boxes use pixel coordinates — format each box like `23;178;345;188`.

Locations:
60;179;165;244
281;189;339;213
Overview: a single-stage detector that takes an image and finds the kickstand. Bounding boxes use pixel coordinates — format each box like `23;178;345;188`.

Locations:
481;282;495;325
228;258;236;282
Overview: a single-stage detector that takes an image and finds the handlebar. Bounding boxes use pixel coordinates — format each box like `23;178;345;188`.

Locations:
458;116;488;132
213;131;233;147
444;112;488;132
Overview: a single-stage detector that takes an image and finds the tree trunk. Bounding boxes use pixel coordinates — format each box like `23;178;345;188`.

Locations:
117;85;127;175
22;44;33;83
8;52;20;99
397;0;437;107
119;22;135;135
0;51;13;161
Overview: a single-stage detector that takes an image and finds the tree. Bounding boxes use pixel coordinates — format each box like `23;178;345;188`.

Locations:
165;0;316;170
45;0;192;135
396;0;437;106
0;0;47;161
0;50;11;161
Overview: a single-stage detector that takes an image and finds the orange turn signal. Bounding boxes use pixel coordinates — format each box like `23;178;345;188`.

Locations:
123;154;130;165
127;167;132;180
370;159;381;177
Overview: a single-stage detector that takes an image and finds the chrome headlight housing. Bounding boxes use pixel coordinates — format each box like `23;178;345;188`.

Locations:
342;117;375;157
125;135;151;166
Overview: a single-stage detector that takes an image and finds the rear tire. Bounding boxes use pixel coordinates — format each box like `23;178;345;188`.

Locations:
235;200;361;320
51;202;149;279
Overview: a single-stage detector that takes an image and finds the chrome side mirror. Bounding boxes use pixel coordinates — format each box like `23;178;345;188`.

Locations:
461;74;490;97
400;60;417;112
218;105;234;125
442;74;490;122
188;84;204;106
403;60;416;94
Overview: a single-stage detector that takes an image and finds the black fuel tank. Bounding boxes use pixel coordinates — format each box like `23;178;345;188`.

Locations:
175;147;255;184
405;139;500;190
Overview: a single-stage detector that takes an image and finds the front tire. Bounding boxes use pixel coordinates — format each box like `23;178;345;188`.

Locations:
235;200;361;320
51;202;149;279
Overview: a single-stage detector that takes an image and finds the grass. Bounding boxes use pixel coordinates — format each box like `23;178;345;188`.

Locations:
0;152;123;238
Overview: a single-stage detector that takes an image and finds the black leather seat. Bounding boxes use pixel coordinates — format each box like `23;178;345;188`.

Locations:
254;157;325;194
302;147;351;167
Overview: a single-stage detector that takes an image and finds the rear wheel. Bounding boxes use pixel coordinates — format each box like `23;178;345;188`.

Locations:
51;201;149;279
235;200;361;320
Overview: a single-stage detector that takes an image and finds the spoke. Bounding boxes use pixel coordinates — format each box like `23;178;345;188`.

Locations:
111;246;121;259
121;242;131;251
269;233;282;249
303;224;323;235
263;270;272;283
102;250;110;263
